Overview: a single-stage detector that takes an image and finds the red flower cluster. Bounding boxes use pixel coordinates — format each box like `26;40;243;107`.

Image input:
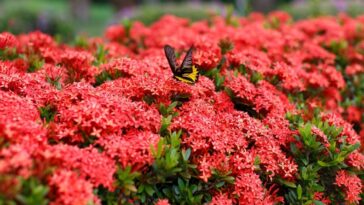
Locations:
1;11;363;204
335;170;362;203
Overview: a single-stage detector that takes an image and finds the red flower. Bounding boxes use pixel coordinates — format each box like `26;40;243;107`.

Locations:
313;192;331;204
193;37;221;70
311;126;330;147
224;73;257;102
210;193;233;205
0;144;33;178
267;11;292;25
97;130;160;172
346;106;362;123
17;31;57;54
103;42;132;58
295;17;345;45
229;151;255;174
0;90;46;145
233;172;264;204
155;199;170;205
335;170;362;204
44;144;116;189
347;151;364;170
129;21;150;43
0;32;17;48
51;82;161;142
60;49;96;83
105;24;126;43
2;13;364;204
269;62;305;92
346;64;364;75
322;112;361;145
227;47;271;75
321;65;345;89
233;172;280;205
48;169;100;205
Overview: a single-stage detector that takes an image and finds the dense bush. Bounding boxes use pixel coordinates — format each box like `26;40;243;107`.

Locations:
0;12;363;204
282;0;364;19
0;8;75;42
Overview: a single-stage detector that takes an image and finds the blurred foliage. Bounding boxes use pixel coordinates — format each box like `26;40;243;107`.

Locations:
130;3;217;25
0;0;364;41
281;0;364;19
0;176;49;205
0;0;113;39
0;8;75;42
97;106;234;204
284;113;361;204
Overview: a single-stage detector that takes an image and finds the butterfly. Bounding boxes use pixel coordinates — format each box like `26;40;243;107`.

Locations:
164;45;199;84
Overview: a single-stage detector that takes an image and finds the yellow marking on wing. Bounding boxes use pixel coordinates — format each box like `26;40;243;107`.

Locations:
182;66;199;82
175;76;195;84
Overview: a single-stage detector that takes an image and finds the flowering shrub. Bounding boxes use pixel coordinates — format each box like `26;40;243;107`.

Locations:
0;12;363;204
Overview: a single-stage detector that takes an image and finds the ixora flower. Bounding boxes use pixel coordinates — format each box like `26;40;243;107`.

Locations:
0;12;364;205
0;32;17;49
48;169;100;205
335;170;362;204
154;199;170;205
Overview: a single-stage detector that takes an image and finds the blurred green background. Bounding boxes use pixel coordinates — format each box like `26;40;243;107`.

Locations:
0;0;363;41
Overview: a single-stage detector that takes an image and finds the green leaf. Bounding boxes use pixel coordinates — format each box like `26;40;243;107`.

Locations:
167;101;178;113
311;183;324;192
254;156;261;165
125;184;137;192
346;143;360;153
156;139;164;159
137;184;145;193
159;103;167;116
93;45;108;65
297;185;302;200
317;160;338;167
214;74;225;90
145;185;155;196
38;104;57;123
250;71;263;84
303;200;313;205
162;188;172;198
178;178;185;191
290;143;300;156
139;194;146;203
182;148;191;161
165;148;179;169
299;123;312;139
301;158;309;166
301;167;308;180
15;177;49;205
329;141;336;153
334;155;345;164
150;144;157;158
173;185;180;195
215;181;225;188
286;189;298;202
277;178;297;188
121;18;133;37
170;132;180;148
160;115;172;133
317;160;330;167
223;176;235;184
218;38;234;55
313;200;325;205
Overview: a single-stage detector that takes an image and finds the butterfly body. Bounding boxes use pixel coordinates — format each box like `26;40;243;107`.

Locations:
164;45;199;84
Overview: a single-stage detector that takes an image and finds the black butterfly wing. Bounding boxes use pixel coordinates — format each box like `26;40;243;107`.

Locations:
164;45;199;84
164;45;178;74
180;46;194;73
175;46;199;84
